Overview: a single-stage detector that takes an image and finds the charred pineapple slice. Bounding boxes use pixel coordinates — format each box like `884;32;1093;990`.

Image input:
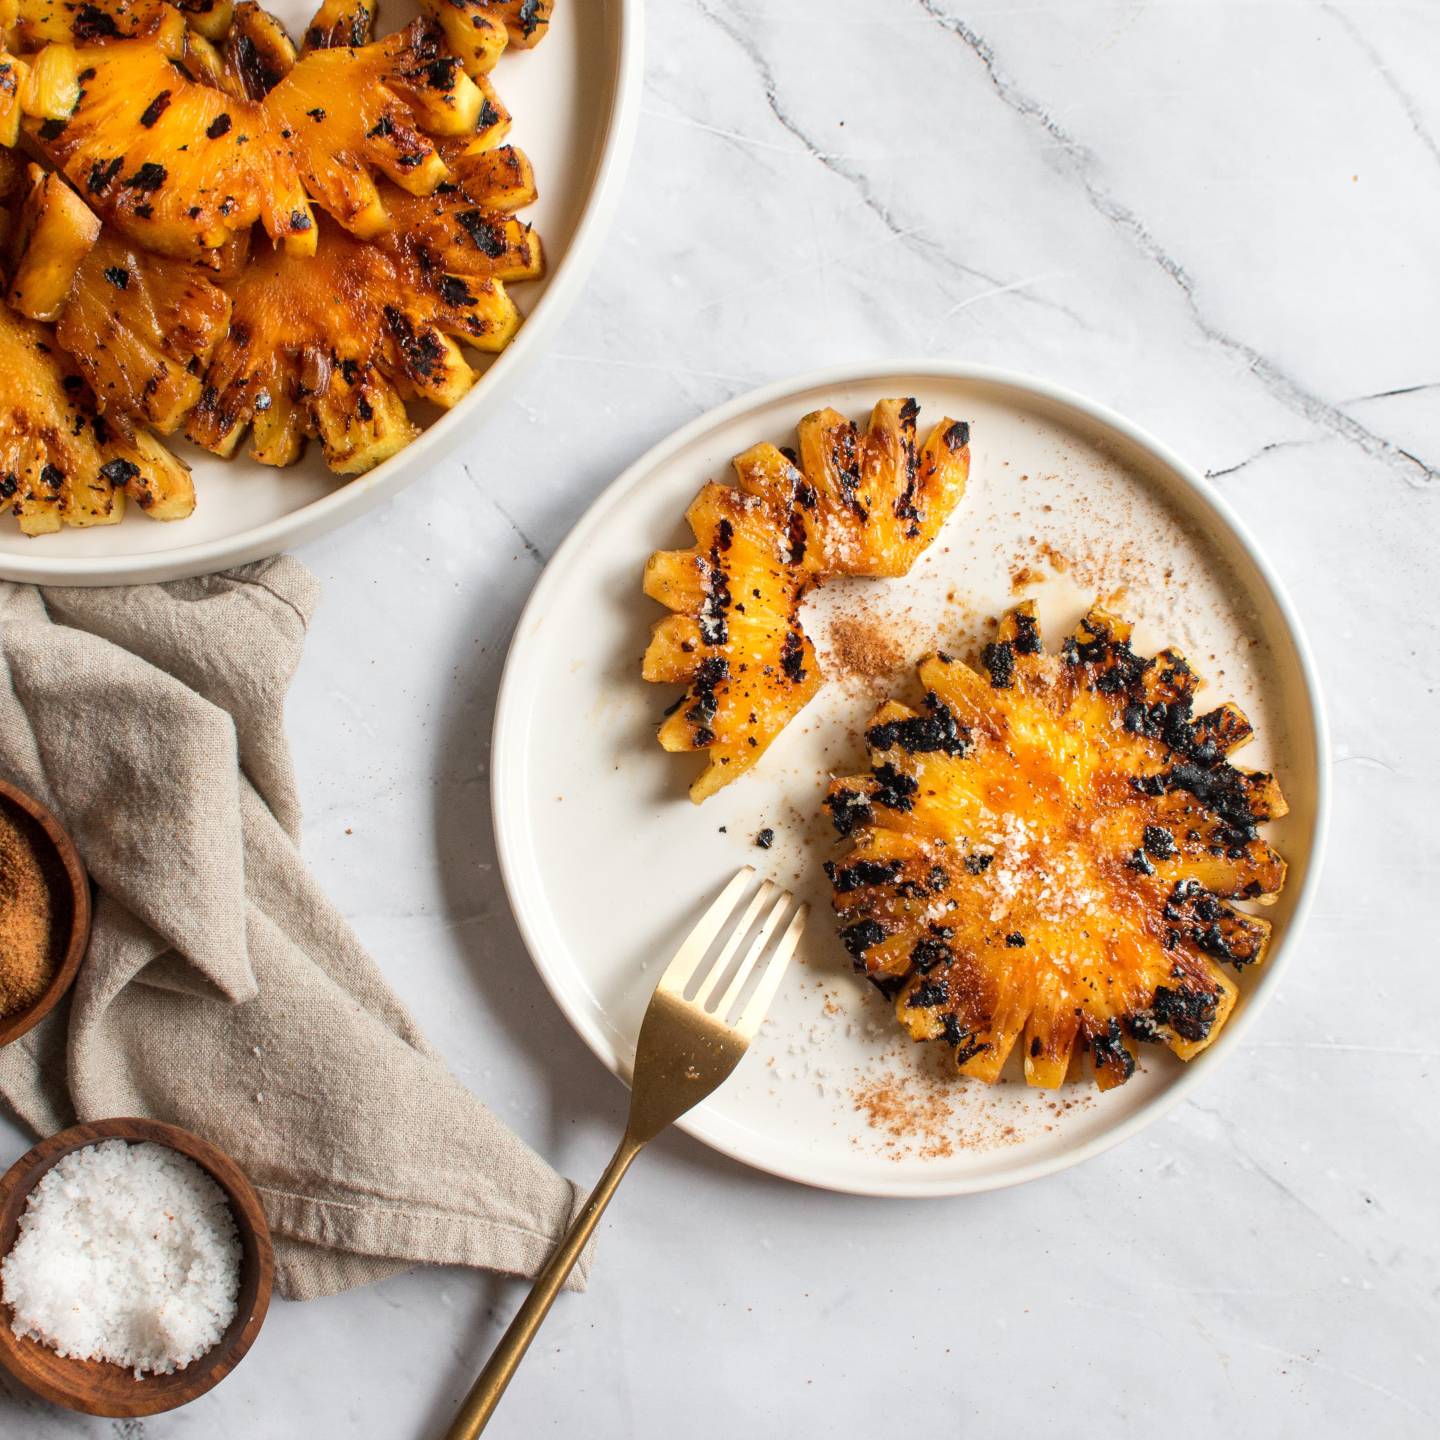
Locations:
53;227;230;430
0;297;193;530
645;481;822;803
644;401;970;801
187;214;519;473
21;22;315;261
263;20;481;239
5;161;99;320
826;601;1288;1091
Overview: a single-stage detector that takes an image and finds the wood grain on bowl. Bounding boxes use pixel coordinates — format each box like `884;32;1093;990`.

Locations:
0;1118;274;1418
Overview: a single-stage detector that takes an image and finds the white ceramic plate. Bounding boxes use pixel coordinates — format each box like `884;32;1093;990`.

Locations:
0;0;642;585
492;362;1329;1197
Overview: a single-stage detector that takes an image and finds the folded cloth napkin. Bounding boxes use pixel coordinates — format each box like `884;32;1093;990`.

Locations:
0;557;587;1300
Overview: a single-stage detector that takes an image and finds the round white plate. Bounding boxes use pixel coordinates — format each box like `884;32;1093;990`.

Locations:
493;362;1329;1197
0;0;642;585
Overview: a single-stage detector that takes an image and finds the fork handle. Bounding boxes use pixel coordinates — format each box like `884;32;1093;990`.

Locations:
443;1134;644;1438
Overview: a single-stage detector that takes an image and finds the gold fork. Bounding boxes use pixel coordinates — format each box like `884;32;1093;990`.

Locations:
443;867;806;1438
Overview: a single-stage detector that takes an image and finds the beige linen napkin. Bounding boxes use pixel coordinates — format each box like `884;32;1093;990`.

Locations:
0;557;587;1300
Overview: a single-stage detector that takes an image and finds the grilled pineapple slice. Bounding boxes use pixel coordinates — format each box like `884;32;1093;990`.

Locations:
21;22;315;260
645;481;823;804
643;401;970;801
263;20;481;239
6;161;99;320
52;227;230;430
826;601;1288;1091
415;0;550;78
0;297;193;530
187;213;520;473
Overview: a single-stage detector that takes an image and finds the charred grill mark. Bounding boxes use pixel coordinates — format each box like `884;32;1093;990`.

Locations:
779;629;806;683
910;936;952;973
684;655;729;729
207;112;233;139
1012;610;1042;655
826;788;873;838
123;162;167;192
1128;983;1218;1044
1090;1019;1135;1081
841;919;886;961
1143;824;1176;859
981;639;1015;688
908;978;949;1008
943;420;970;450
866;692;970;756
139;91;171;128
698;547;730;647
456;209;507;257
824;858;902;894
870;761;917;812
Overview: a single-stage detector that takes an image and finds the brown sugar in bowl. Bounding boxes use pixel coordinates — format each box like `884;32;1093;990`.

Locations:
0;777;91;1049
0;1117;274;1417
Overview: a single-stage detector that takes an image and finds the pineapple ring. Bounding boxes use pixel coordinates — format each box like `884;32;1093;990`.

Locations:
826;601;1288;1092
642;400;972;802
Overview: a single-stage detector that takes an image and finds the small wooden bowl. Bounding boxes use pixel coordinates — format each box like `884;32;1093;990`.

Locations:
0;777;91;1049
0;1118;274;1417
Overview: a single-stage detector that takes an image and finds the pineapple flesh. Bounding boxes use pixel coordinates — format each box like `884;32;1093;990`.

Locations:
6;0;235;46
643;401;970;801
0;50;27;147
55;226;232;431
825;601;1288;1091
414;0;551;78
5;161;100;321
262;19;481;239
187;213;520;473
0;296;194;530
21;21;316;261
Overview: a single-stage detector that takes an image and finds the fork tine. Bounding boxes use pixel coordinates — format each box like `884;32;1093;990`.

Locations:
658;867;755;994
734;902;807;1038
713;889;794;1024
692;880;776;1007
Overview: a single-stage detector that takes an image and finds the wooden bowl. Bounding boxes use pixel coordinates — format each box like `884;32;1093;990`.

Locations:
0;1118;274;1417
0;777;91;1049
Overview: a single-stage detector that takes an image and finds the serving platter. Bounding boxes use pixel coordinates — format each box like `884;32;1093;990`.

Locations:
0;0;643;586
492;362;1329;1198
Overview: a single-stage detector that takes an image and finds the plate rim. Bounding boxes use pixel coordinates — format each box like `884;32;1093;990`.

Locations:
0;0;646;587
491;359;1332;1198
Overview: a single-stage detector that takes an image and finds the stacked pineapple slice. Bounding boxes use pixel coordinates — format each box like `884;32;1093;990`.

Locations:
642;400;971;801
825;601;1288;1091
0;0;550;532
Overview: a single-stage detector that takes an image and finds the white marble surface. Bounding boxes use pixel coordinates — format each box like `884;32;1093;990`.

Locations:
3;0;1438;1434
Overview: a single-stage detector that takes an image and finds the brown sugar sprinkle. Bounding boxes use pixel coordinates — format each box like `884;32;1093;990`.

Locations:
826;614;905;682
0;798;65;1019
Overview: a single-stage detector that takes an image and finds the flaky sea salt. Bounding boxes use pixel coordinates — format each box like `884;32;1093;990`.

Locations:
1;1139;241;1377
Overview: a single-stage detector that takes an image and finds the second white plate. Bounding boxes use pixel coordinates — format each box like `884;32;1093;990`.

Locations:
492;362;1328;1197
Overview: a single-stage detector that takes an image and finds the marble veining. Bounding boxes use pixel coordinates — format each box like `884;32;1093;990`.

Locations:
2;0;1436;1435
